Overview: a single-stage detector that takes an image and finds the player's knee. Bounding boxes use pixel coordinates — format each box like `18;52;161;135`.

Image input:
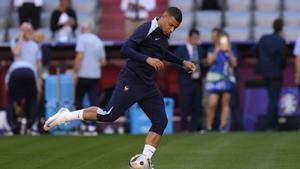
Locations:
151;116;168;135
161;116;168;130
96;107;120;122
97;113;119;122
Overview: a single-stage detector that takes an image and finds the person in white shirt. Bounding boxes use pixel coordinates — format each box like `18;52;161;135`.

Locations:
6;22;42;134
73;21;107;134
294;35;300;85
50;0;78;42
121;0;156;38
14;0;43;29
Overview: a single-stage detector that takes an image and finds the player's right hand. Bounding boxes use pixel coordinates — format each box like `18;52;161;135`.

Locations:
146;57;164;71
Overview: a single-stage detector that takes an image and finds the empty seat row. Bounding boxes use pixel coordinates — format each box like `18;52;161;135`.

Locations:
169;0;300;12
43;0;98;14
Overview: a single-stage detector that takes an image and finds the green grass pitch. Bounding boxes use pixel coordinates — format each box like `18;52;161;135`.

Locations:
0;132;299;169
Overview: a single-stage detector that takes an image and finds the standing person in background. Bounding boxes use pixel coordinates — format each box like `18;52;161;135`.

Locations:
73;21;107;135
14;0;43;29
5;23;42;135
50;0;78;42
121;0;156;38
205;33;237;132
207;27;241;131
175;29;204;132
255;19;287;130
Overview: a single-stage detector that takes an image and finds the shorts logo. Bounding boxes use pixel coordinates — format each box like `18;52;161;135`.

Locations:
124;85;129;92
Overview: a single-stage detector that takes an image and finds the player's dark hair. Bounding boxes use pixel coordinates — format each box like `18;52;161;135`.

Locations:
189;29;200;37
166;7;182;23
273;18;283;33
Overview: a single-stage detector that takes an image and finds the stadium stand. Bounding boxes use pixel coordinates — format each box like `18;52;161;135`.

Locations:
226;0;252;11
255;0;280;12
225;11;251;28
283;11;300;27
284;0;300;11
1;0;299;42
195;11;222;29
224;11;251;41
253;11;280;40
43;0;59;13
224;27;250;42
168;0;194;13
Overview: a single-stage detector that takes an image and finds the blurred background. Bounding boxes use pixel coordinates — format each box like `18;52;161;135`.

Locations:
0;0;300;136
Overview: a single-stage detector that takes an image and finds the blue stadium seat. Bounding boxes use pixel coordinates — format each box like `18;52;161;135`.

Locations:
77;13;96;26
40;12;51;28
225;11;251;27
169;27;189;43
180;12;193;29
43;0;59;13
10;13;19;28
72;0;97;14
0;0;11;16
8;27;20;41
226;0;252;11
195;11;222;29
195;27;212;42
284;0;300;11
224;26;250;42
283;11;300;27
168;0;193;13
254;11;280;27
255;0;280;11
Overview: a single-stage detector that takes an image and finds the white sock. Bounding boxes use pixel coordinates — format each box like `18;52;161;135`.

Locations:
64;109;84;121
142;144;156;159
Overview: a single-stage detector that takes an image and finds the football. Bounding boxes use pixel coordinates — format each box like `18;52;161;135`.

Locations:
129;154;151;169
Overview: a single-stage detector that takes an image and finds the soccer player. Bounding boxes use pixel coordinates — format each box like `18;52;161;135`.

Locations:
44;7;195;167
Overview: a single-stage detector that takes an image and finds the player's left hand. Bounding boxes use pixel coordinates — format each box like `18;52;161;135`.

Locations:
183;60;196;73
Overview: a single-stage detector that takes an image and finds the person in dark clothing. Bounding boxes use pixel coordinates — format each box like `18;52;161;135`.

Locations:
6;23;42;134
50;0;78;42
255;18;287;130
44;7;195;167
175;29;204;132
14;0;43;30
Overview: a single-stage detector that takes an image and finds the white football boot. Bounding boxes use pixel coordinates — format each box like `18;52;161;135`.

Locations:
43;108;70;131
149;158;154;169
